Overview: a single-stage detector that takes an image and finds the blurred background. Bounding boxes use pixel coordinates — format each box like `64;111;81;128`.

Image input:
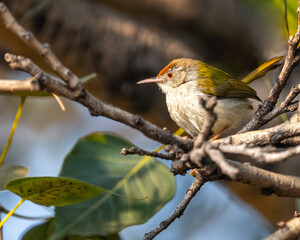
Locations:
0;0;299;239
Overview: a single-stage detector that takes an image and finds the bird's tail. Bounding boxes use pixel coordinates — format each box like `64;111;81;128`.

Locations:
242;56;283;84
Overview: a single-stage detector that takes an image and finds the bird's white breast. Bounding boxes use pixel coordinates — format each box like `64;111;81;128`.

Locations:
161;81;251;137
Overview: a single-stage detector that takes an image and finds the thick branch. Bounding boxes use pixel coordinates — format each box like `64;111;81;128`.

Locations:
3;53;190;149
228;160;300;198
215;121;300;145
264;217;300;240
0;77;41;93
219;144;300;164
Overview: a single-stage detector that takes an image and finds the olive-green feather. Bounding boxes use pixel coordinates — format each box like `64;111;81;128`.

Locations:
197;61;261;101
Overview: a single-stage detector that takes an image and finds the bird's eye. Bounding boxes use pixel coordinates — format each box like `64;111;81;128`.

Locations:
167;72;173;78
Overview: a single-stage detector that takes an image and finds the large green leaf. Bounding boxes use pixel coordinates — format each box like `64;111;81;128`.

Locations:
22;219;121;240
22;219;55;240
0;165;28;191
5;176;105;206
52;133;175;239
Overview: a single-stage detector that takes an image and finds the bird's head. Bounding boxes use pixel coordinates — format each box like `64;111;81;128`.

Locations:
137;58;199;93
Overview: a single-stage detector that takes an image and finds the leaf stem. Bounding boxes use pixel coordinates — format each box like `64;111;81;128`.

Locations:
0;205;49;220
0;96;26;166
0;198;25;228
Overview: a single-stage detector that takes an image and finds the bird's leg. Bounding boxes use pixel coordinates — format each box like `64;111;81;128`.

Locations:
209;126;230;141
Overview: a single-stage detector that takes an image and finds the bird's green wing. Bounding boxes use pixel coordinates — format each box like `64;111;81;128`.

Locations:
224;79;261;101
197;61;261;101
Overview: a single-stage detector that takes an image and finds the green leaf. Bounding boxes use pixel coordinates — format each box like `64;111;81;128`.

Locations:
0;165;28;191
5;176;105;206
22;219;121;240
22;219;55;240
52;133;175;239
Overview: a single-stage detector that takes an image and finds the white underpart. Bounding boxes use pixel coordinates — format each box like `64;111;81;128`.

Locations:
159;80;251;137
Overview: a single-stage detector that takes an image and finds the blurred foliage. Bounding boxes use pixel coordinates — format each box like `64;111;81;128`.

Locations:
0;165;28;190
244;0;298;36
53;133;175;239
22;219;121;240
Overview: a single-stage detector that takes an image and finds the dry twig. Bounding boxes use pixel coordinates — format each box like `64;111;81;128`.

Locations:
228;160;300;198
218;143;300;164
0;3;82;92
143;176;205;240
121;147;175;160
215;120;300;145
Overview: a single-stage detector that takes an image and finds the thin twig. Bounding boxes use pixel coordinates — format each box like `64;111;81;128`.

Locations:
240;20;300;133
0;3;82;92
194;96;217;147
260;83;300;124
279;137;300;146
143;176;205;240
51;93;66;111
121;147;175;160
261;101;298;123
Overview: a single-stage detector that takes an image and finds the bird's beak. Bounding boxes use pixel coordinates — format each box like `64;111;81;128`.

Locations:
137;77;165;84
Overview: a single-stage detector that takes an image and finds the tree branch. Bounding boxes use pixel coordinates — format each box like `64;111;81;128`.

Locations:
240;23;300;132
0;2;82;92
228;160;300;198
264;217;300;240
143;176;205;240
0;77;41;94
121;147;175;160
260;84;300;124
219;143;300;164
193;96;217;147
2;53;190;150
205;144;238;179
215;120;300;145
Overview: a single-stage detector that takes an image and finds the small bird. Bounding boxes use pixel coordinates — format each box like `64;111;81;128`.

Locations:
137;57;282;138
